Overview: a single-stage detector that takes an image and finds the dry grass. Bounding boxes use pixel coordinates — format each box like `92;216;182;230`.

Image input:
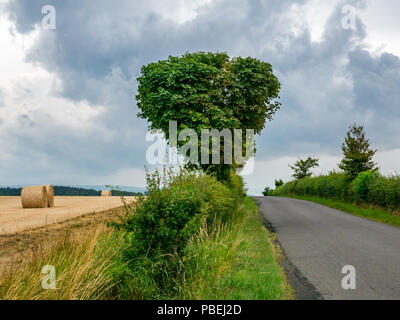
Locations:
0;196;137;235
0;226;127;300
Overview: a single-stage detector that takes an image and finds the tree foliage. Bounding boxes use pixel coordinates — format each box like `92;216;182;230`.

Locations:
136;52;281;180
289;157;319;180
274;179;284;188
262;187;271;196
338;124;378;179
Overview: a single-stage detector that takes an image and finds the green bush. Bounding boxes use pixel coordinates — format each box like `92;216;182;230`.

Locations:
225;170;247;207
111;168;245;298
275;179;284;188
274;180;297;195
367;175;400;210
262;187;271;196
351;171;380;202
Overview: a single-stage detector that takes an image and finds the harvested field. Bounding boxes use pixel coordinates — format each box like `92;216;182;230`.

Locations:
0;204;131;272
0;196;137;235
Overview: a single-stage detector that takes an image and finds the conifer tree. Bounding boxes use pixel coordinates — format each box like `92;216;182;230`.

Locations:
338;124;378;178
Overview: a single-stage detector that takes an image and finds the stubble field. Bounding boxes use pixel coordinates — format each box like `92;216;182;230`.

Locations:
0;196;136;235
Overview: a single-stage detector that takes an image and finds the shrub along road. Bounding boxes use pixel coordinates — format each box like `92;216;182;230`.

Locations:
254;196;400;300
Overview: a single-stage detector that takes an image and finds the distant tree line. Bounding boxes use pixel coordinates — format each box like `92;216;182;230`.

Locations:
0;186;143;197
0;188;21;196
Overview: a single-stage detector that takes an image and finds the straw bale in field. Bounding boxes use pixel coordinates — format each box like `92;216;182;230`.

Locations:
45;185;54;207
21;186;48;208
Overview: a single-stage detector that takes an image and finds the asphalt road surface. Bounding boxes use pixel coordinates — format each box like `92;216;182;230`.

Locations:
254;196;400;300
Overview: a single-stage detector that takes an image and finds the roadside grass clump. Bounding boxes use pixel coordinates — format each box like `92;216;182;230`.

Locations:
0;228;129;300
177;197;292;300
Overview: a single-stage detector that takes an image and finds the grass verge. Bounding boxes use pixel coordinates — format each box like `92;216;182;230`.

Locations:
177;197;293;300
0;196;292;300
283;195;400;228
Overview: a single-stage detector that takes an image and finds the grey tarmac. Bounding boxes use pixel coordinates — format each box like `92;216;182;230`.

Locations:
254;196;400;300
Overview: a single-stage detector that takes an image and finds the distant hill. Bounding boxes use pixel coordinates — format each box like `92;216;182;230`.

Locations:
71;185;146;194
0;186;143;197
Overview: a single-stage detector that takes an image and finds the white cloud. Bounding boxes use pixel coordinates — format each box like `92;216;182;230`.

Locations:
293;0;342;42
375;149;400;176
292;0;400;56
0;14;39;88
0;15;105;131
0;13;115;185
359;0;400;56
155;0;214;24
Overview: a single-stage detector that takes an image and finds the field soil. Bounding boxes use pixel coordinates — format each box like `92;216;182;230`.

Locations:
0;196;136;235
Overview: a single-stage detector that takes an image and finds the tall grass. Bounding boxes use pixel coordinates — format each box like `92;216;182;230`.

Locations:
176;197;292;300
0;227;129;300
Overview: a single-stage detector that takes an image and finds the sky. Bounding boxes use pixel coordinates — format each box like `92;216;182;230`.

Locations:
0;0;399;195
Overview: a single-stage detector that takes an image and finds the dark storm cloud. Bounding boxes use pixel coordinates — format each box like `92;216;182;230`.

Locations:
6;0;306;103
3;0;400;185
3;0;306;181
255;0;400;158
349;49;400;117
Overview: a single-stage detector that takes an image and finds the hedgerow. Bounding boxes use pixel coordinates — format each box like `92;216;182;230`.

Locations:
274;171;400;213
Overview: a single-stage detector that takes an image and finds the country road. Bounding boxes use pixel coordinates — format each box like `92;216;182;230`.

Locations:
254;196;400;300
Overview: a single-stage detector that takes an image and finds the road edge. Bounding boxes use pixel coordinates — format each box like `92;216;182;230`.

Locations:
254;198;323;300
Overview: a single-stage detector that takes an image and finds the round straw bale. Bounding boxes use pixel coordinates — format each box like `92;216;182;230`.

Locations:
101;190;112;197
21;185;48;208
45;185;54;207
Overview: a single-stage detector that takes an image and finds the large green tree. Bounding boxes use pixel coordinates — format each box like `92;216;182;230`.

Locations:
338;124;378;178
136;52;281;180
